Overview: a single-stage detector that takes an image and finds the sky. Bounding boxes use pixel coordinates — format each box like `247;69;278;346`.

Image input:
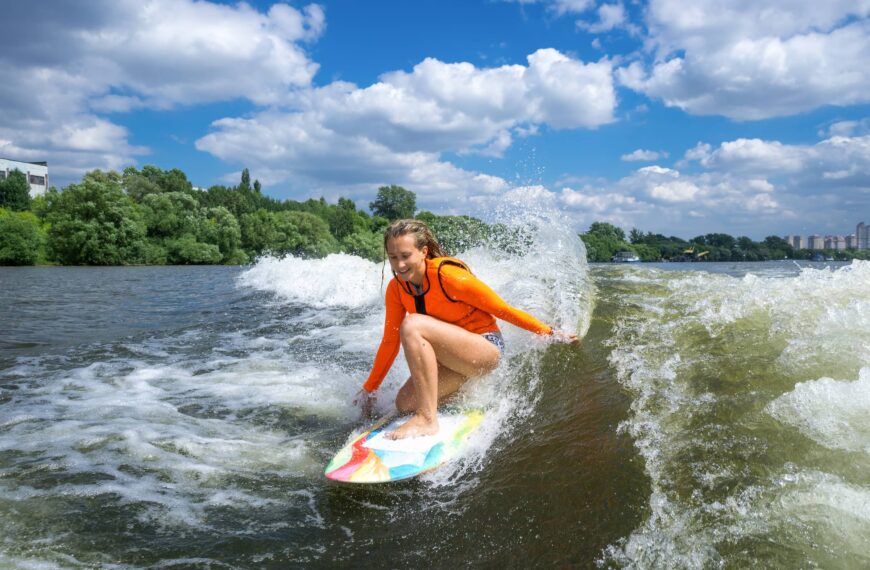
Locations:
2;0;869;239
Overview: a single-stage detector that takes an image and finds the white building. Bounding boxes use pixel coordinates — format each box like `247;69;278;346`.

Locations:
846;234;858;249
824;236;846;250
0;158;49;196
807;234;825;250
784;235;806;249
858;222;870;250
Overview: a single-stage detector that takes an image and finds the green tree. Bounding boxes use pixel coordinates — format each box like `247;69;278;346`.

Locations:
240;168;251;191
588;222;626;242
140;192;203;238
0;170;32;211
200;206;246;263
159;168;193;194
270;210;338;257
369;185;416;221
580;222;633;262
736;236;757;261
122;166;194;200
762;236;793;259
704;233;737;249
0;210;44;265
240;209;280;257
330;205;357;240
45;173;147;265
417;212;489;254
632;243;660;261
164;234;223;264
140;241;168;265
30;191;53;219
195;183;288;218
341;229;383;261
123;167;162;202
369;214;390;234
241;210;338;258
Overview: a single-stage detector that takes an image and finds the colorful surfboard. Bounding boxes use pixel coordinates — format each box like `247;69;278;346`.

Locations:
325;410;484;483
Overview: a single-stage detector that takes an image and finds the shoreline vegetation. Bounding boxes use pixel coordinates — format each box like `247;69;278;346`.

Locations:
1;166;867;266
580;221;870;263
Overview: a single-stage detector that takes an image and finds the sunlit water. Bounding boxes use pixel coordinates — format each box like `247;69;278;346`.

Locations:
2;220;868;567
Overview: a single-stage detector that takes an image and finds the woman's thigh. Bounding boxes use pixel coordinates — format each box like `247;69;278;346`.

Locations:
401;313;501;378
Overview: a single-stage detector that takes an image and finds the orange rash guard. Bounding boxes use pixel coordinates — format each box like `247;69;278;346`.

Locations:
362;257;553;393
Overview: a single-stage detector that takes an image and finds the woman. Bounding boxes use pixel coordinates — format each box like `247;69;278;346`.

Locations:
354;219;576;439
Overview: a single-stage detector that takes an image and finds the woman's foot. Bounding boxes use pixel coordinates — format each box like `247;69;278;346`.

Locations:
386;413;439;439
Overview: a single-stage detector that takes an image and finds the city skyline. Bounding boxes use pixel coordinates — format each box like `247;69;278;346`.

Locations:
786;222;870;250
1;1;869;240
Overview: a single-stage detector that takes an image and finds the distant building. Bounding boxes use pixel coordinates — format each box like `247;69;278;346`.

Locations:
824;236;846;250
807;234;825;250
858;222;870;250
0;158;49;196
846;234;858;249
784;235;805;249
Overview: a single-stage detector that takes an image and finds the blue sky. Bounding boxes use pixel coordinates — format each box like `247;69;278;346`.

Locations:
2;0;869;238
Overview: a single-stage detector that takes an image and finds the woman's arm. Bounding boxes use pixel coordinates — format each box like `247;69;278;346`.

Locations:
361;280;406;393
442;265;553;335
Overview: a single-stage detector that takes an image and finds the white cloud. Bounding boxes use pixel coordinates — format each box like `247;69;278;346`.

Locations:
557;129;870;237
649;179;700;202
619;0;870;119
819;119;870;138
513;0;636;35
550;0;597;15
693;138;807;174
0;0;323;184
578;3;629;33
197;49;615;205
560;186;639;212
621;148;668;161
502;0;596;15
681;135;870;190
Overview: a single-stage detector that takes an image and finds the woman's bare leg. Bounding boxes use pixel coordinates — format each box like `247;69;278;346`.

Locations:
395;363;467;414
387;313;501;439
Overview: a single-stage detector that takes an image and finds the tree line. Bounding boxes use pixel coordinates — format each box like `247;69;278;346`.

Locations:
0;166;518;266
580;222;870;262
4;167;865;266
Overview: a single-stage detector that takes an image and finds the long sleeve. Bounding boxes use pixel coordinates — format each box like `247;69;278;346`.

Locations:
362;280;406;392
442;265;553;335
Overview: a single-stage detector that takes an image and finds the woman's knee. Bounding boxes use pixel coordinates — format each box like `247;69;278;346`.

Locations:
399;313;427;339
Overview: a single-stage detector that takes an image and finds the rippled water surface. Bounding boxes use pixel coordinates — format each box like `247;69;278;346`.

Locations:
2;247;869;567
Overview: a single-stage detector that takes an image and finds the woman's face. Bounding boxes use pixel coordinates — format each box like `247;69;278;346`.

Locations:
386;234;428;284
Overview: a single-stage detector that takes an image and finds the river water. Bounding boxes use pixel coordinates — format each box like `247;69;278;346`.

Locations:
2;214;869;568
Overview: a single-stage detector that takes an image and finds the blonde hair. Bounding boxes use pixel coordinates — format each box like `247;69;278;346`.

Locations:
381;219;448;290
383;219;447;259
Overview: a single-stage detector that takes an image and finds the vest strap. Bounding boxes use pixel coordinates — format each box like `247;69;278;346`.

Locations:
437;258;471;303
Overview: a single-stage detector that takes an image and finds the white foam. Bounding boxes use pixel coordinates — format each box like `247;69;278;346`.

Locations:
238;253;385;309
767;368;870;454
604;260;870;567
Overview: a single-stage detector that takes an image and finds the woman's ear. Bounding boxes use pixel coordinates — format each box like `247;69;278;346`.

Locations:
422;245;429;258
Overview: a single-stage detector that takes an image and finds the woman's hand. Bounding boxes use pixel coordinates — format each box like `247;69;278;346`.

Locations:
353;388;376;420
551;330;579;344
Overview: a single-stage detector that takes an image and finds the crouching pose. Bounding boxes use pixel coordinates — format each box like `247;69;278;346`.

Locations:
354;219;576;439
